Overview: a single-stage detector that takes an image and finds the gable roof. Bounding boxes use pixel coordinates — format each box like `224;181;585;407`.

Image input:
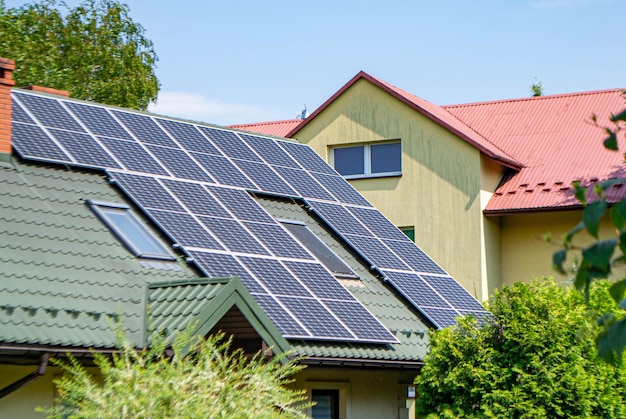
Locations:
287;71;522;170
444;89;626;214
229;119;303;138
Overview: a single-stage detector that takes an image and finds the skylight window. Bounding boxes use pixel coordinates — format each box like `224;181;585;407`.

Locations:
281;220;357;279
88;200;174;260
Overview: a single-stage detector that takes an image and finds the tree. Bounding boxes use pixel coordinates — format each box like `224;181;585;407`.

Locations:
531;77;543;96
0;0;159;110
39;329;309;418
415;279;626;418
552;107;626;361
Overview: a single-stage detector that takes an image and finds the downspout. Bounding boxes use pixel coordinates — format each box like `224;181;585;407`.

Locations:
0;354;49;399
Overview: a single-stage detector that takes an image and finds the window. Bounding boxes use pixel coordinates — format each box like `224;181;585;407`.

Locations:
400;226;415;242
311;389;339;419
331;141;401;179
88;200;174;260
281;220;357;278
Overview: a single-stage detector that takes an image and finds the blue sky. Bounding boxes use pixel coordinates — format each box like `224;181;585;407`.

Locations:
5;0;626;125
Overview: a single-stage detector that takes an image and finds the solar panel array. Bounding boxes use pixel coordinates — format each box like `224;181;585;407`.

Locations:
11;90;487;334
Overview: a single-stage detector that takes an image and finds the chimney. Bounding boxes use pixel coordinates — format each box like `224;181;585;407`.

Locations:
22;85;70;98
0;57;15;157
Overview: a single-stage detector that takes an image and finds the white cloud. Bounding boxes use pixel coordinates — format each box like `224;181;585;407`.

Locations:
148;91;287;126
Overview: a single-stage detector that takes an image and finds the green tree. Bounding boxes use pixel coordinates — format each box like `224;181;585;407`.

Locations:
40;329;309;418
0;0;159;110
415;279;626;418
531;77;543;96
552;107;626;361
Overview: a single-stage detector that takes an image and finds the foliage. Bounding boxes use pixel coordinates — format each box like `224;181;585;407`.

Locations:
39;328;308;419
552;106;626;361
0;0;159;110
530;78;543;96
415;279;626;418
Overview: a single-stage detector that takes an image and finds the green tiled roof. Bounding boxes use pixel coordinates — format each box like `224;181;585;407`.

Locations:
0;159;201;349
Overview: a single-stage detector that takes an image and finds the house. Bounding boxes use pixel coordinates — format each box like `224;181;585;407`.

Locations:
0;58;487;419
235;72;626;299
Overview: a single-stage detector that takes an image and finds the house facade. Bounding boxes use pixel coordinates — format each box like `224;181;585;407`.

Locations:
235;73;626;299
0;58;487;418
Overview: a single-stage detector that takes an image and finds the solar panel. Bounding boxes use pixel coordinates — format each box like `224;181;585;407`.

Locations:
347;206;410;241
240;257;313;297
48;129;121;169
148;209;223;250
199;217;270;255
187;250;266;293
282;261;354;300
418;307;462;329
198;126;261;161
206;186;275;223
190;153;256;189
11;99;36;124
100;137;169;176
251;293;310;337
14;92;84;132
234;160;297;196
278;297;354;339
66;102;133;139
161;179;230;218
109;172;185;212
239;134;301;168
309;201;371;236
383;271;450;309
383;239;447;274
274;166;336;201
145;145;213;182
323;300;397;342
311;173;372;206
156;118;222;155
343;235;410;270
421;274;484;311
278;141;337;175
12;122;72;162
112;110;178;147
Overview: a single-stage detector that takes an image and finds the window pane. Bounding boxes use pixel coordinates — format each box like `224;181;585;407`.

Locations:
312;389;339;419
400;227;415;242
371;142;401;174
333;146;364;176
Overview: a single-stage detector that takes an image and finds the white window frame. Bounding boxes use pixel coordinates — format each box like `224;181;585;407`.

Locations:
330;140;401;179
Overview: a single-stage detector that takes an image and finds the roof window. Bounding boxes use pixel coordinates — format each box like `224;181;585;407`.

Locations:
88;200;174;260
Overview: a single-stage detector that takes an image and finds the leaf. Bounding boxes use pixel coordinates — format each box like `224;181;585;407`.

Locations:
610;108;626;123
597;317;626;363
573;182;587;205
609;279;626;304
552;249;567;274
563;221;584;245
610;200;626;231
583;200;607;238
582;239;617;274
603;129;618;151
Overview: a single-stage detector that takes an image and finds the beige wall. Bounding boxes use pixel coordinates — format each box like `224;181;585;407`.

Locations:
294;79;487;299
292;367;417;419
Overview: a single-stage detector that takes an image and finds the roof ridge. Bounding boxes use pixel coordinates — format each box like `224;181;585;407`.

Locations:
148;277;232;289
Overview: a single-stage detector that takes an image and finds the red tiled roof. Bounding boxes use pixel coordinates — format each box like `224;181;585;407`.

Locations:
444;89;626;214
229;119;303;138
287;71;522;169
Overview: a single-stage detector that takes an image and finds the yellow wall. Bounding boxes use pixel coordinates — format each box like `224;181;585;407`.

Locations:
292;367;417;419
294;79;487;299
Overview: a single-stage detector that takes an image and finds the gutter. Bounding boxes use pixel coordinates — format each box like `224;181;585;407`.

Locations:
301;357;424;371
0;354;49;399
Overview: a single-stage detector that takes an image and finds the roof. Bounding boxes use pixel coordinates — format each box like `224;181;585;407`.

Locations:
287;71;522;169
444;89;626;213
229;119;303;137
2;86;488;364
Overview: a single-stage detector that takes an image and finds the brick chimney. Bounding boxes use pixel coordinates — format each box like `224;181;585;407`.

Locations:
0;58;15;157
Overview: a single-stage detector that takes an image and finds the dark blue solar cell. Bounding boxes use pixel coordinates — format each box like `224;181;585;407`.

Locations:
244;222;313;260
311;173;372;206
191;152;256;189
161;179;230;217
240;257;313;297
198;127;261;161
323;300;397;343
347;206;409;241
145;145;213;182
148;209;223;250
206;186;274;223
383;271;450;308
278;297;354;339
419;307;461;329
383;239;446;274
112;110;177;147
11;99;35;124
199;217;270;255
421;275;484;311
11;122;72;163
282;261;354;300
239;134;300;168
100;137;168;175
274;166;335;201
309;201;371;236
252;293;310;337
110;172;185;212
187;250;265;293
278;141;337;175
66;102;133;139
156;119;222;155
15;93;85;132
343;235;410;270
49;129;121;169
234;160;297;196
